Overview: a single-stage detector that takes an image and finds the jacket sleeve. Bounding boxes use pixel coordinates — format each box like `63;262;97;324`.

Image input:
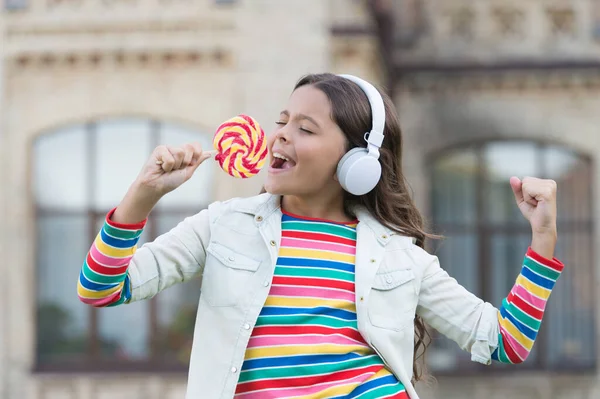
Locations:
77;206;211;307
414;245;563;365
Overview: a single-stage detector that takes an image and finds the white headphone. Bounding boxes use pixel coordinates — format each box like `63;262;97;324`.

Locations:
336;74;385;196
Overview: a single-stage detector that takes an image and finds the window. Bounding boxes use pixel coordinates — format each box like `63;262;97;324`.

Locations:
426;140;595;374
4;0;27;11
594;2;600;41
33;118;215;372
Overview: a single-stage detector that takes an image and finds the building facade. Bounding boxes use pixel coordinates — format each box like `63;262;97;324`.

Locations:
0;1;381;398
372;1;600;398
0;0;599;398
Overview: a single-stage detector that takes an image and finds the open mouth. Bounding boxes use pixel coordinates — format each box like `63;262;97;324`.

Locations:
270;152;296;170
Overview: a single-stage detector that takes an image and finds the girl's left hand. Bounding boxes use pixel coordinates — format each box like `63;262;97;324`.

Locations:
510;176;557;235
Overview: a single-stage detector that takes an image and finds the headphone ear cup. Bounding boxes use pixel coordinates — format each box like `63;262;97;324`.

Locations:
337;148;382;196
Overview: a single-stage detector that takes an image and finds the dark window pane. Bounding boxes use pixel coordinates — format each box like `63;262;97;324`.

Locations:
431;149;478;225
36;215;90;363
489;232;530;306
484;142;539;225
153;213;202;366
33;126;88;211
5;0;27;11
97;303;150;360
95;216;151;360
544;146;592;223
546;231;595;368
489;232;538;366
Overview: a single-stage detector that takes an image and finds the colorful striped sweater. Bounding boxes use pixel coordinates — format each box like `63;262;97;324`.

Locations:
234;211;408;398
491;249;563;363
77;207;564;374
77;208;145;307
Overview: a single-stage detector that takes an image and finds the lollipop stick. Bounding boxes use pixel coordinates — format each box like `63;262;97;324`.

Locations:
156;150;218;165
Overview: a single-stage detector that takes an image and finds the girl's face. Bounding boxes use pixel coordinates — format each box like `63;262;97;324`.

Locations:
264;85;347;198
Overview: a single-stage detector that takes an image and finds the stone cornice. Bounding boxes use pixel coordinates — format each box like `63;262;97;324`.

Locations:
398;68;600;93
6;18;235;37
6;48;233;71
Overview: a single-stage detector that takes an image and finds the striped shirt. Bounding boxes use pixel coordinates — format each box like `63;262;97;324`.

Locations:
77;207;564;387
77;208;144;308
234;211;408;398
491;249;564;363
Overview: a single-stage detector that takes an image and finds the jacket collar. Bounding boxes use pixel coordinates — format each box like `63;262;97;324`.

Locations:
240;193;399;247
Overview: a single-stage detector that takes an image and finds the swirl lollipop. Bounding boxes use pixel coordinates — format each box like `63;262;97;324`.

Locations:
212;114;268;178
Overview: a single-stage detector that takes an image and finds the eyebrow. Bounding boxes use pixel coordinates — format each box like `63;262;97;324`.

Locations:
280;110;320;128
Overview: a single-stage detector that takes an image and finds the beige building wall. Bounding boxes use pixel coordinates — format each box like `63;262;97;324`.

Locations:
1;6;8;399
0;0;380;398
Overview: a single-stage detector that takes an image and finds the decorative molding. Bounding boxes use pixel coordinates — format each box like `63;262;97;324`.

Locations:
546;7;576;37
491;6;525;38
6;18;235;37
444;6;475;41
44;0;194;9
7;48;233;71
330;25;373;37
399;69;600;94
372;0;600;77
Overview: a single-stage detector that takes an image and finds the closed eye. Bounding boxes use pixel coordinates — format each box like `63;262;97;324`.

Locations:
300;128;313;134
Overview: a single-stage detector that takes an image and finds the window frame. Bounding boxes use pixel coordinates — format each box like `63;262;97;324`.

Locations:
425;138;596;376
33;119;210;373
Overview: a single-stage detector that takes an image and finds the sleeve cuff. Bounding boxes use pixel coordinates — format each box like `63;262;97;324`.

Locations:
106;207;147;230
526;246;564;273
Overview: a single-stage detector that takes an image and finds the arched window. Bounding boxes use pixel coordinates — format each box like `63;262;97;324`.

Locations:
33;118;215;372
427;140;595;373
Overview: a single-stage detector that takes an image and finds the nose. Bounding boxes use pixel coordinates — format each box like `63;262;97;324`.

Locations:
274;127;290;143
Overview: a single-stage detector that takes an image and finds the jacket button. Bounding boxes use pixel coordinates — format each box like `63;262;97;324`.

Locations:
256;216;263;222
270;240;276;246
243;323;250;330
370;259;375;263
382;234;388;239
231;366;237;373
263;281;270;287
228;256;235;261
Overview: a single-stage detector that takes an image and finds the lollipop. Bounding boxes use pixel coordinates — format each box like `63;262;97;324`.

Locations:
212;114;268;178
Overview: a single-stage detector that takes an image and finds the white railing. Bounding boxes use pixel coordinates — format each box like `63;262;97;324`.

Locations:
2;0;235;57
392;0;600;62
3;0;232;25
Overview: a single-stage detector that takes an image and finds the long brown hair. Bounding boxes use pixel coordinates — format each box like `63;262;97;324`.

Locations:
293;73;434;382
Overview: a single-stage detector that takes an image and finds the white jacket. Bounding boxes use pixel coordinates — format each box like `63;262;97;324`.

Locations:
126;193;499;399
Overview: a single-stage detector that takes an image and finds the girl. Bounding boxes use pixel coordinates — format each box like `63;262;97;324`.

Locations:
78;73;563;399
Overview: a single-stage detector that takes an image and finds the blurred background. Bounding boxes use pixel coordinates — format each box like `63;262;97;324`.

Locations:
0;0;598;398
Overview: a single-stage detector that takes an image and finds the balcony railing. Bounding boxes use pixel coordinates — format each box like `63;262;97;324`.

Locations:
3;0;234;26
387;0;600;64
2;0;236;57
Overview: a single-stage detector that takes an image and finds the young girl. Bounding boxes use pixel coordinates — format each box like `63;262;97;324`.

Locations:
78;73;563;399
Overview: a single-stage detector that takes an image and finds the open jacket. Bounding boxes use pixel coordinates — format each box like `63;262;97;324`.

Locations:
78;193;564;399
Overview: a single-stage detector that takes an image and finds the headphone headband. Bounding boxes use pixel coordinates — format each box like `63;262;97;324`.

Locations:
337;74;386;159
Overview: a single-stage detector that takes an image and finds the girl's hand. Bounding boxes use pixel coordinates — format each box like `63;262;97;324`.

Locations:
112;143;214;224
510;176;558;258
138;143;215;197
